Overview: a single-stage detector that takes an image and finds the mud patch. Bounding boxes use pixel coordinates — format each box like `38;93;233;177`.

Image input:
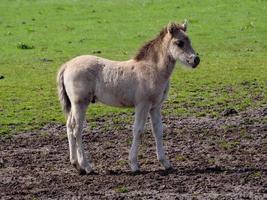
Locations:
0;108;266;199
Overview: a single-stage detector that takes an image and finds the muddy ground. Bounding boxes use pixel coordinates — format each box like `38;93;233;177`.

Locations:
0;108;266;199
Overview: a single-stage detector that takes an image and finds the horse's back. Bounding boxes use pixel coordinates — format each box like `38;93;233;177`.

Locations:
62;55;134;106
64;55;103;68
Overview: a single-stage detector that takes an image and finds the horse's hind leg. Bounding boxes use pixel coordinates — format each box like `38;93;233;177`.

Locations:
66;112;78;167
71;102;93;174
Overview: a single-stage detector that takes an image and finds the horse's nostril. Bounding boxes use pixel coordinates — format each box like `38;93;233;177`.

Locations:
194;56;200;65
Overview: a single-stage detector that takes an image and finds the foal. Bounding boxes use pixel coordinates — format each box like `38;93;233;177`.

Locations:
57;21;200;174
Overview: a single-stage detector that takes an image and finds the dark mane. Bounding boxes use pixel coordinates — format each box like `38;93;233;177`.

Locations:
134;23;185;62
134;27;168;62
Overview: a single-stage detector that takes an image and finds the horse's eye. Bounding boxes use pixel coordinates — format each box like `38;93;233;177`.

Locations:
177;41;184;48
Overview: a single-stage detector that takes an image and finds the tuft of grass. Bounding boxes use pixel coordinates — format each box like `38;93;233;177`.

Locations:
252;171;262;178
40;132;49;138
115;186;129;193
126;138;132;145
17;42;34;50
218;140;240;151
175;155;187;162
116;159;128;167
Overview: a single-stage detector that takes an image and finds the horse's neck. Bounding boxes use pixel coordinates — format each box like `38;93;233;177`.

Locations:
156;54;176;82
155;38;176;81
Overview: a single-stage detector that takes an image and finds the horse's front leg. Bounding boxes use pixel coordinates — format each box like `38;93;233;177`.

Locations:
129;103;150;172
150;106;172;170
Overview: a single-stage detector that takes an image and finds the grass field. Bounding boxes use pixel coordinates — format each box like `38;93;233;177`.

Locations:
0;0;267;135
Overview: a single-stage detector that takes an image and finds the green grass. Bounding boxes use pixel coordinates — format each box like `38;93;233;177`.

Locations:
115;186;129;193
0;0;266;135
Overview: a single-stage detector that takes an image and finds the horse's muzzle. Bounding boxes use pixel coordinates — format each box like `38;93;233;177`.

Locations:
192;56;200;68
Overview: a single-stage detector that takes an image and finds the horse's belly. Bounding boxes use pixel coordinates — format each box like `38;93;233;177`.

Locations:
95;90;135;108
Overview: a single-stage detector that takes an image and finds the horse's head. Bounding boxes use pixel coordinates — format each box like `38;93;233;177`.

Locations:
167;21;200;68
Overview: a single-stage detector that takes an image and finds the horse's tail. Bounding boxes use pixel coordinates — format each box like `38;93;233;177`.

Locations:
57;64;71;116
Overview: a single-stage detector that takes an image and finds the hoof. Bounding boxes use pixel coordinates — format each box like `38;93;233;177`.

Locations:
72;163;94;175
78;168;87;175
131;170;141;176
161;159;172;170
72;162;78;169
165;165;175;172
76;167;96;175
165;163;174;170
77;167;95;175
130;163;140;173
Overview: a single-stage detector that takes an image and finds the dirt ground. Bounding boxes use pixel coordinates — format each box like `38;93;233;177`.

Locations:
0;107;266;200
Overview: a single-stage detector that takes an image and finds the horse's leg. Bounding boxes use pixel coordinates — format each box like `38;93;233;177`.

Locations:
71;102;93;175
129;103;150;172
66;111;78;167
149;106;172;170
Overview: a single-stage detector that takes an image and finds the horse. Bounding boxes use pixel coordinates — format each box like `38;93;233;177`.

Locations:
57;21;200;174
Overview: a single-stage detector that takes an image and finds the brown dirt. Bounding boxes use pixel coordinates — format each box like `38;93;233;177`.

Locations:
0;108;266;200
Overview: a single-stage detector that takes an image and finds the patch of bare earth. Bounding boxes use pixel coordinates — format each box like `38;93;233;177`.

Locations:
0;108;266;199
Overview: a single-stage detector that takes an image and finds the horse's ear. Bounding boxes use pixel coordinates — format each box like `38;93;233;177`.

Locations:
167;22;178;35
182;19;188;32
